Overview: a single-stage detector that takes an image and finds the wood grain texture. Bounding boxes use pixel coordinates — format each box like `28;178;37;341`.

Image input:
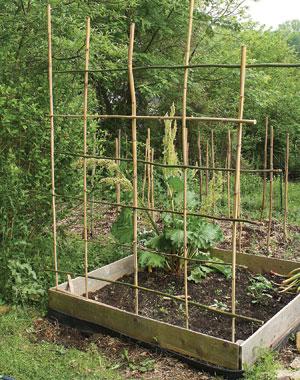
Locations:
241;292;300;367
211;247;300;275
49;289;240;370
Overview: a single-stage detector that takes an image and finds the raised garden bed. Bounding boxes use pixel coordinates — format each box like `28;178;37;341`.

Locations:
48;248;300;372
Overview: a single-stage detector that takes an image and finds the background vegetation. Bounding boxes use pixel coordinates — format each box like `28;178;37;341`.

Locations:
0;0;299;304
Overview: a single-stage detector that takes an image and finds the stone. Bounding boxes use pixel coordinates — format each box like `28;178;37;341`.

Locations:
291;357;300;370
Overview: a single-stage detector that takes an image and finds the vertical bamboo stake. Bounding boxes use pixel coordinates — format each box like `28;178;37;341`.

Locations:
231;45;247;342
83;17;91;299
206;140;209;195
197;131;203;202
266;125;274;252
211;129;215;215
128;23;139;314
142;139;148;203
186;127;189;165
284;133;289;240
147;128;151;212
151;148;155;219
118;129;121;159
227;130;231;217
260;117;269;219
115;137;121;210
182;0;195;330
90;131;96;236
47;5;58;289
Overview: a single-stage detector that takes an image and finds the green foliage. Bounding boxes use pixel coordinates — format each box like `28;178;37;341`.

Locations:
147;215;223;256
111;208;133;244
244;350;281;380
188;265;213;283
121;349;155;373
200;172;224;214
0;309;123;380
247;275;273;304
5;260;45;305
188;257;231;283
162;103;179;179
0;0;299;307
210;299;229;311
139;251;167;270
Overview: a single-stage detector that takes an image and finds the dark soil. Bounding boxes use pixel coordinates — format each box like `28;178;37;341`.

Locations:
89;269;295;342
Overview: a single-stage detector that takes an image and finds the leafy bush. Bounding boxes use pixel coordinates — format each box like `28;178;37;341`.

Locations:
5;260;45;305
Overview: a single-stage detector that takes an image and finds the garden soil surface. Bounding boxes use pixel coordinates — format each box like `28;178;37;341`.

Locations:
88;269;295;342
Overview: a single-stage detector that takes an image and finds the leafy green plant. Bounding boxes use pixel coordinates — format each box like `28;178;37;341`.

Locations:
111;208;133;244
210;299;229;311
5;260;45;305
121;349;155;373
188;265;213;283
139;251;168;271
243;349;281;380
188;257;231;283
143;214;223;272
247;275;273;304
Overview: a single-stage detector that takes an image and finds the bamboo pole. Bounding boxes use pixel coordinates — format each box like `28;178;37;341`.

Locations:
197;131;203;202
211;130;216;215
49;269;263;324
83;17;91;299
231;46;247;343
128;23;139;314
227;130;232;217
141;139;148;203
151;148;155;219
47;5;58;289
266;125;274;252
284;133;289;240
90;132;97;236
182;0;195;330
118;129;121;159
260;117;269;219
206;140;209;195
147;129;151;213
115;137;121;211
53;114;257;125
52;62;300;75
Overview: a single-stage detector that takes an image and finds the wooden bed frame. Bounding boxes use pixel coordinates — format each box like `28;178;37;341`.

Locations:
49;248;300;371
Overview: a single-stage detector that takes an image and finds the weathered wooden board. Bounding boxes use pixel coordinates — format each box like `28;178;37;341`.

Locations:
240;292;300;367
49;289;241;370
55;255;134;294
211;248;300;275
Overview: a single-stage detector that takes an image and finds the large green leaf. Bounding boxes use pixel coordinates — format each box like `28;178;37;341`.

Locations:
111;208;133;244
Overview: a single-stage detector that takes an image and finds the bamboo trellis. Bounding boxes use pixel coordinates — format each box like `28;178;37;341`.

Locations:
47;1;291;344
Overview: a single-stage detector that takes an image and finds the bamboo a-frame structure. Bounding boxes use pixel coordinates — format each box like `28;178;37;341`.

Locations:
47;0;293;352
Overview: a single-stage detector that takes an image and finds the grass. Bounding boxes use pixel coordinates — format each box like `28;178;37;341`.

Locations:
0;308;124;380
0;307;288;380
243;350;281;380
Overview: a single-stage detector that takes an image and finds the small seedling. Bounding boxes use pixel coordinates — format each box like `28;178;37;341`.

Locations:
247;275;273;304
210;299;229;311
121;349;155;373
